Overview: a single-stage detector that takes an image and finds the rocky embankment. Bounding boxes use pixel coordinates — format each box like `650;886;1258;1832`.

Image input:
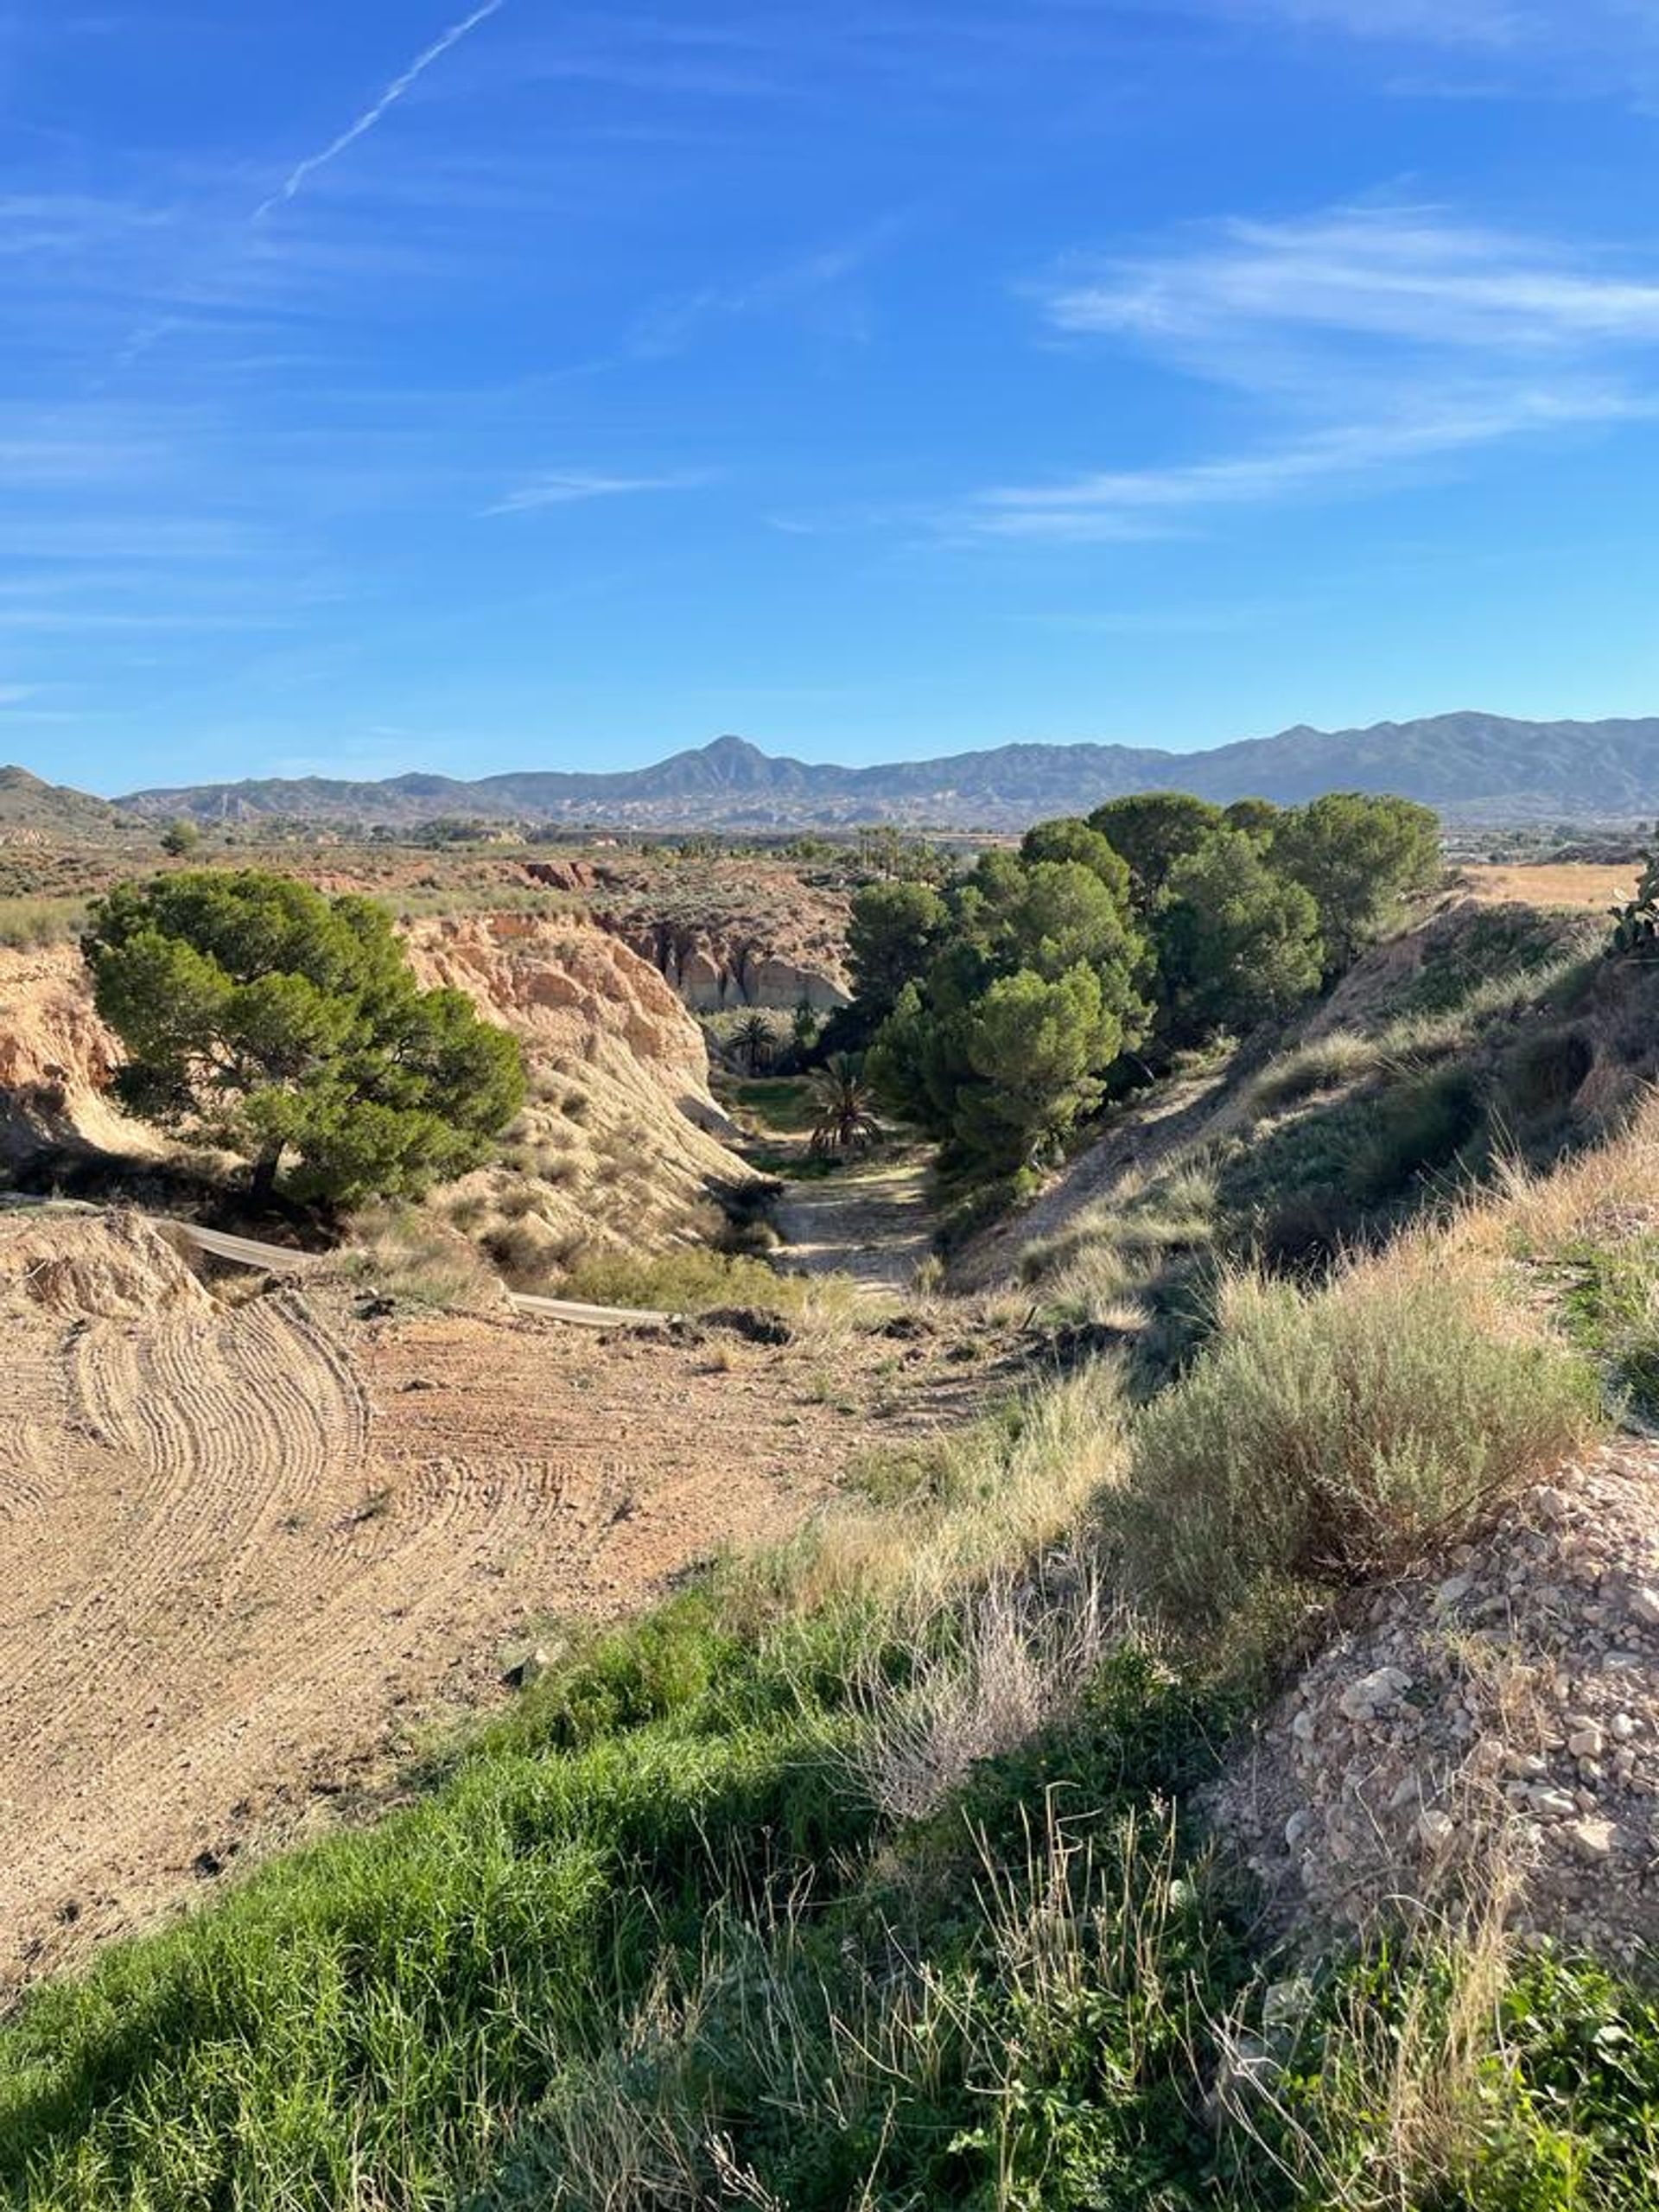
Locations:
516;856;851;1011
600;916;849;1013
0;919;750;1247
404;912;720;1115
0;946;149;1163
1220;1446;1659;1965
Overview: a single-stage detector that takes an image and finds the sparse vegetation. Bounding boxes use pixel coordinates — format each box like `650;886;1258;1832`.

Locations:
556;1242;854;1322
0;895;90;949
336;1204;506;1311
9;851;1659;2212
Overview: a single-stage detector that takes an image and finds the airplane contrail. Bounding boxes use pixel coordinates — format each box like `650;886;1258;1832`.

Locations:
255;0;507;220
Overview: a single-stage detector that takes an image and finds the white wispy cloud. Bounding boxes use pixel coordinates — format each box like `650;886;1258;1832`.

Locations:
255;0;509;220
484;468;713;516
972;385;1653;540
1043;207;1659;358
960;201;1659;542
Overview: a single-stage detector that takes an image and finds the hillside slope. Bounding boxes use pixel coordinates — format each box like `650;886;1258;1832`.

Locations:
0;766;122;837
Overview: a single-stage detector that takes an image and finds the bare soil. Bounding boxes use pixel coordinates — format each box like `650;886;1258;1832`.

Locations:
773;1143;935;1296
0;1211;983;1989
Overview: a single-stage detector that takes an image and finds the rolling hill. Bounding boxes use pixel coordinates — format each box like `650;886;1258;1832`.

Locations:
0;766;123;836
29;711;1659;833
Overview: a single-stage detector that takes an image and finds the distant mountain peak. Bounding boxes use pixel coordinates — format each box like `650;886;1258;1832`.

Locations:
111;712;1659;831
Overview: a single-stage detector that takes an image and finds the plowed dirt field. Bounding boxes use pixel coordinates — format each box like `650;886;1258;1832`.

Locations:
0;1212;981;1987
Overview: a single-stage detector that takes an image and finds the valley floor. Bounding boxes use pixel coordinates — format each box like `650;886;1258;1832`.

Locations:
0;1210;987;1991
773;1146;935;1294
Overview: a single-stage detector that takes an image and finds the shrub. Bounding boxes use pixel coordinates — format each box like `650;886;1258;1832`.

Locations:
1341;1065;1484;1206
338;1205;504;1310
1120;1264;1601;1630
482;1217;560;1284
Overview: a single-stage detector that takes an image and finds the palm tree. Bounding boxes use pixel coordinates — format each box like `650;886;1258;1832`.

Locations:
808;1054;880;1155
732;1012;773;1073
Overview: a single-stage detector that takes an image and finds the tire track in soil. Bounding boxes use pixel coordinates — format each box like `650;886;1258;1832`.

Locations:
2;1215;963;1987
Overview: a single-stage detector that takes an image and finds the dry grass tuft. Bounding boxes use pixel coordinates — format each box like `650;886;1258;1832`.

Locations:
335;1204;506;1311
1119;1251;1602;1632
1211;1862;1525;2212
735;1361;1128;1624
848;1555;1135;1821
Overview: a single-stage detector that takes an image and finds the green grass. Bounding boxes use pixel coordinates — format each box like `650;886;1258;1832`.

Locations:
729;1075;817;1135
0;1603;871;2209
1233;1028;1383;1119
1532;1229;1659;1424
9;1590;1655;2210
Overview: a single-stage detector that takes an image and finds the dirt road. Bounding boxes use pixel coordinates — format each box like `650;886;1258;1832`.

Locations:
774;1148;934;1295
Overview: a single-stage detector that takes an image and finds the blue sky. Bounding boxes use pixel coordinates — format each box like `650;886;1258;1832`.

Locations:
5;1;1659;791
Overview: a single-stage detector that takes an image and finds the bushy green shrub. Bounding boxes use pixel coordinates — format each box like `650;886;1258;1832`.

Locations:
1120;1267;1601;1630
1342;1065;1484;1205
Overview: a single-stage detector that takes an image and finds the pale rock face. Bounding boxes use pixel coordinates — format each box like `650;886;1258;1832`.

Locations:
0;944;156;1161
404;913;715;1096
401;915;751;1242
607;919;850;1013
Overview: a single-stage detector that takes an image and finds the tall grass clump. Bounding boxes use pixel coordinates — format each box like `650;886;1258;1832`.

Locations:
1216;1909;1659;2212
1121;1262;1601;1632
1235;1028;1382;1120
0;895;89;949
738;1360;1129;1624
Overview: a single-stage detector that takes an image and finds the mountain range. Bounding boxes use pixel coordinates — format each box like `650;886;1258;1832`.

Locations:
14;713;1659;835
